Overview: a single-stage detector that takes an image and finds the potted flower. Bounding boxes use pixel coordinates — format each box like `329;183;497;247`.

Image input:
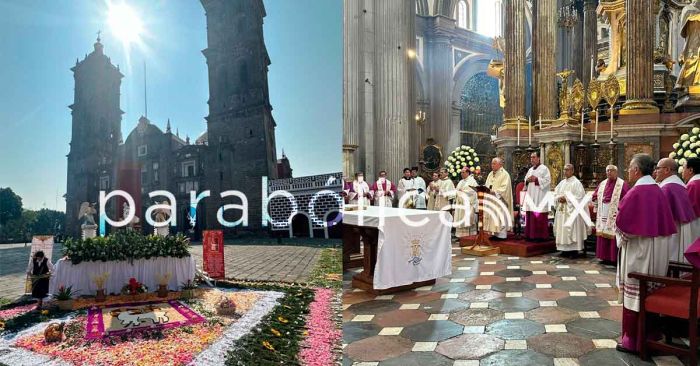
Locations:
121;278;148;300
216;296;236;316
156;273;172;298
180;280;197;299
54;285;75;311
92;272;109;302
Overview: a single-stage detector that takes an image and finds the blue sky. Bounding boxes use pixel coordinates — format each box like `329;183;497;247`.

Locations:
0;0;342;211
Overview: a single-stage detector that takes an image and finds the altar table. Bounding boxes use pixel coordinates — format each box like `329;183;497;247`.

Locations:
342;206;452;294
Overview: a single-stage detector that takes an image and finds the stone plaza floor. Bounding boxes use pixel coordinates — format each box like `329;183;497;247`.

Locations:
0;241;326;301
342;241;686;366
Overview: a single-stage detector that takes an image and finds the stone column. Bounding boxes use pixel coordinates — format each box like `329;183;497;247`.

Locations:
582;0;598;86
373;0;415;181
428;33;455;154
621;0;659;114
504;0;527;124
572;6;585;81
342;0;363;177
532;0;558;120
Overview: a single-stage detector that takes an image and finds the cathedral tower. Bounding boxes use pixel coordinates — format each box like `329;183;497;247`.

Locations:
65;36;123;237
201;0;278;232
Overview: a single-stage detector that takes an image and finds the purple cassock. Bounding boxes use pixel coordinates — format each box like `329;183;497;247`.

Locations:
688;178;700;217
616;180;677;352
615;183;676;237
685;237;700;268
592;179;629;263
661;182;697;225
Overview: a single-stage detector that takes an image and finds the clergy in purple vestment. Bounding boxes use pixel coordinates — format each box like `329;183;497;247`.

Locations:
616;154;677;354
590;165;630;264
683;157;700;237
522;152;551;241
656;158;698;263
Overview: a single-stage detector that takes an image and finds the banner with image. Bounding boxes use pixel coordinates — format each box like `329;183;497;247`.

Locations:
202;230;225;279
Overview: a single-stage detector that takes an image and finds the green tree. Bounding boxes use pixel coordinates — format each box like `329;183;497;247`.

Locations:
0;187;22;226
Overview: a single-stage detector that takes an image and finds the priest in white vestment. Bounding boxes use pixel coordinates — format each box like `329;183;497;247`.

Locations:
553;164;590;257
370;171;396;207
344;172;371;207
434;168;456;212
397;168;427;209
411;167;427;209
427;172;440;211
656;158;698;262
454;167;478;238
616;154;677;354
523;152;552;241
483;157;513;239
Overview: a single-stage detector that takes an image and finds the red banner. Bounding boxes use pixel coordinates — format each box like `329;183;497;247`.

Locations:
202;230;225;279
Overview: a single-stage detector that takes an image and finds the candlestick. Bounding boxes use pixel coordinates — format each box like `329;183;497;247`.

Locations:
594;107;599;141
528;117;532;146
517;119;521;146
590;55;594;81
580;110;584;141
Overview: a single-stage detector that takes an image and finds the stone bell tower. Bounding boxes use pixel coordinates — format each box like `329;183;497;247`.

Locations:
65;35;123;238
201;0;278;233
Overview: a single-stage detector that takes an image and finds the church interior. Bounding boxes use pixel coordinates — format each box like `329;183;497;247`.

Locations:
342;0;700;365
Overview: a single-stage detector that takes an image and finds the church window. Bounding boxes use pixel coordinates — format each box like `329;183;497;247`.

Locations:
138;145;148;157
141;165;148;185
179;182;186;194
99;176;110;190
456;0;471;30
153;162;160;183
182;161;196;177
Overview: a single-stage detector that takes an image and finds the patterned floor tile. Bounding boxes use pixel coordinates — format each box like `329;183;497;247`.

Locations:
431;282;476;294
373;309;429;328
492;281;536;293
379;352;453;366
352;314;375;322
344;335;413;362
420;299;470;314
479;350;554;366
526;307;579;324
495;269;533;278
449;308;504;326
393;291;443;304
378;327;404;335
347;300;402;314
578;349;655;366
557;296;609;312
528;333;595;358
504;339;527;349
489;297;539;312
566;319;621;339
486;319;545;340
401;320;464;342
458;289;503;302
469;275;506;286
344;321;382;343
435;334;504;359
524;288;570;301
411;341;438;352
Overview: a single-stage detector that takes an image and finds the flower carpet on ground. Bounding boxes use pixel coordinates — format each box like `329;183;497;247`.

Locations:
0;288;281;365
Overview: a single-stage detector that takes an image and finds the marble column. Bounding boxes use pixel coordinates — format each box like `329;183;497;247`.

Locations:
373;0;415;181
582;0;598;86
532;0;558;120
572;6;585;81
621;0;659;114
342;0;363;177
428;33;455;154
504;0;527;124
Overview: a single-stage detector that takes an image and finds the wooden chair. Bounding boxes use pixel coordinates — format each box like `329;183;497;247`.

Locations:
629;261;700;365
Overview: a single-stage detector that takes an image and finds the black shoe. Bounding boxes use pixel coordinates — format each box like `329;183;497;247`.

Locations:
615;344;638;355
559;251;570;258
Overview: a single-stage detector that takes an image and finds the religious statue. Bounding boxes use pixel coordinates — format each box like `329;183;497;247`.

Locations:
78;202;97;239
677;0;700;92
152;202;171;237
122;202;140;231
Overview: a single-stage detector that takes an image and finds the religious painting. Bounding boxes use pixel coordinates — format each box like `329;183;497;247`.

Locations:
203;230;225;279
623;143;654;180
421;139;443;176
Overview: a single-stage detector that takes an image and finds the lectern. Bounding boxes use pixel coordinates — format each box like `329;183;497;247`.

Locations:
461;185;501;256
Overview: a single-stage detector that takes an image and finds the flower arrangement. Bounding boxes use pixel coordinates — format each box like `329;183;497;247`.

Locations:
121;278;148;296
54;286;75;301
92;272;109;290
62;231;190;265
181;280;198;299
299;288;342;366
444;145;481;180
669;126;700;174
215;296;237;316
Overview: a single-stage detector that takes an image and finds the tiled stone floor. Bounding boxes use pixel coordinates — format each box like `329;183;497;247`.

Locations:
342;242;687;366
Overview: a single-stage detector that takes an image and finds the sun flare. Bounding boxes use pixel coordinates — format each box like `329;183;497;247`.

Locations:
107;2;143;46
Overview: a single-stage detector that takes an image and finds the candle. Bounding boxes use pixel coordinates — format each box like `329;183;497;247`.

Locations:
580;110;584;141
594;107;599;141
590;55;595;81
610;107;614;140
517;118;521;146
538;114;542;130
528;116;532;146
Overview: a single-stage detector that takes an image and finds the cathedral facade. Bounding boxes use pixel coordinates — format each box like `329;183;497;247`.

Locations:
65;0;282;238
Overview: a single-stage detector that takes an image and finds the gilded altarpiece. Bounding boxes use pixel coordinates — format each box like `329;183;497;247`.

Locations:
623;143;654;180
545;142;564;187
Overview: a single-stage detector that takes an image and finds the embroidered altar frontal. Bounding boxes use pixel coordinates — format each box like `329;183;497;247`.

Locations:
85;300;205;339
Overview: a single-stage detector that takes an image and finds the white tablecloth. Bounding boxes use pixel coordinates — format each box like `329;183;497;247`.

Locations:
49;257;196;296
343;207;453;289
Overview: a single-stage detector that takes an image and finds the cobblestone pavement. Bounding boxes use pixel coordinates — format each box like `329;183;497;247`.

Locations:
342;242;684;366
0;242;322;301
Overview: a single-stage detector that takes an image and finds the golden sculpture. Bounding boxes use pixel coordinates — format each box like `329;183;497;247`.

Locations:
557;70;574;120
677;0;700;94
546;144;564;186
570;79;585;119
602;74;620;106
487;60;505;109
587;79;603;109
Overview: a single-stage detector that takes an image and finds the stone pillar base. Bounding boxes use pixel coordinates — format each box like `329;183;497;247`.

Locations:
620;99;659;115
